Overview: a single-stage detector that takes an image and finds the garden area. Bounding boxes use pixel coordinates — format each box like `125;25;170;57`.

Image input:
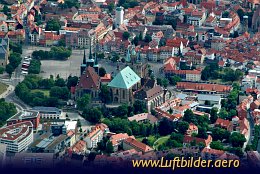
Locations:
0;82;8;95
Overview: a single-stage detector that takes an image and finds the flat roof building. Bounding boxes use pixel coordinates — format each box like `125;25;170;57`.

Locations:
7;110;40;129
31;107;63;120
0;122;33;153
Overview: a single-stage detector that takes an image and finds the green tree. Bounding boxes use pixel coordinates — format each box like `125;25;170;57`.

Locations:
218;108;229;119
158;118;173;136
122;32;130;40
115;104;128;118
237;9;245;21
97;53;105;59
170;132;184;143
45;19;61;32
133;100;147;114
210;107;219;123
108;3;115;12
165;139;182;148
50;86;69;100
99;85;112;104
227;147;244;158
212;127;230;141
210;141;224;150
55;78;66;87
0;99;17;127
111;54;120;63
169;75;182;85
161;78;169;88
2;5;9;15
67;76;78;89
177;121;189;134
83;107;102;123
197;126;207;139
76;94;91;111
106;141;114;154
0;67;4;74
156;78;162;86
58;39;66;47
9;42;22;54
229;132;246;148
133;36;139;46
222;11;229;18
38;78;54;89
144;35;152;43
5;64;14;77
28;59;41;74
183;109;197;124
99;67;106;77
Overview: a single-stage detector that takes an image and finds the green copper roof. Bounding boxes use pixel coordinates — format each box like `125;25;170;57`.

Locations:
108;66;141;89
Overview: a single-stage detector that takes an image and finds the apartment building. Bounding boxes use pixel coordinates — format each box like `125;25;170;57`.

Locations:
85;125;104;149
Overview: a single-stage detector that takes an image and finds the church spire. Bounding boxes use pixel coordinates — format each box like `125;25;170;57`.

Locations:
126;47;131;62
89;45;93;60
83;48;86;64
94;53;98;65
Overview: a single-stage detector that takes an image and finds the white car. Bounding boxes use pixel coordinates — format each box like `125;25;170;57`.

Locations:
21;68;28;71
23;61;30;65
24;57;32;61
21;71;28;75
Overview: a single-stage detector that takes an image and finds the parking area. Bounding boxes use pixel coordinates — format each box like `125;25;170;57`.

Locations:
23;46;165;79
65;111;93;132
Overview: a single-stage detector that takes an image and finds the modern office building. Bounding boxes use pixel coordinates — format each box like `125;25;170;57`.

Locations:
0;122;33;153
31;107;63;119
7;110;40;129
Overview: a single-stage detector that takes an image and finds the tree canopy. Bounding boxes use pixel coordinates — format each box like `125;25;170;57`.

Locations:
83;107;102;123
45;19;61;32
0;99;17;127
229;132;246;148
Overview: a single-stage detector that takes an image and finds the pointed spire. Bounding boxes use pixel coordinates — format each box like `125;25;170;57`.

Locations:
94;53;98;65
83;48;86;64
89;45;93;60
137;50;141;62
126;47;131;62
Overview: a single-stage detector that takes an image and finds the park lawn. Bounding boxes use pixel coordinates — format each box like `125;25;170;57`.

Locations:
153;135;170;149
0;82;8;95
31;89;50;97
136;135;157;145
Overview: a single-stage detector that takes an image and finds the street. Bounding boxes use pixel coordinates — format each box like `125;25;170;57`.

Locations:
245;111;255;149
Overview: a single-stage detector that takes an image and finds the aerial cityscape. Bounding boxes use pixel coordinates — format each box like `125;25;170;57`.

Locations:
0;0;260;172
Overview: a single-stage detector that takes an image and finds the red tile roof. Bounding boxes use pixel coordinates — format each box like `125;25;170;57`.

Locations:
183;135;212;147
215;118;231;130
201;147;225;156
176;82;232;93
124;137;153;153
76;66;100;90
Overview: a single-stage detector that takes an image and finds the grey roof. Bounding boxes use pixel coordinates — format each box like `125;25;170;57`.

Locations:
36;138;54;148
197;94;221;102
32;107;61;114
45;134;68;150
8;110;39;121
176;93;188;100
